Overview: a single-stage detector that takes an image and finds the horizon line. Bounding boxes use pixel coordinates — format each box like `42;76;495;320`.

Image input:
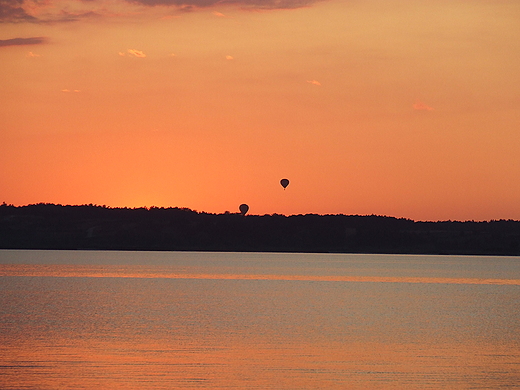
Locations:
1;202;518;224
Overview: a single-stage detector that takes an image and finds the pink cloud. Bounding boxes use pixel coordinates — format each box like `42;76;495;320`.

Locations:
306;80;321;86
413;101;434;111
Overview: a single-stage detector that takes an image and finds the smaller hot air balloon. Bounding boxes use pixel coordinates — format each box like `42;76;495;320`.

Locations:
239;203;249;215
280;178;289;189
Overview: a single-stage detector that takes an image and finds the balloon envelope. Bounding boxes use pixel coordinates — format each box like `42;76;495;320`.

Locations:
280;178;289;189
239;204;249;215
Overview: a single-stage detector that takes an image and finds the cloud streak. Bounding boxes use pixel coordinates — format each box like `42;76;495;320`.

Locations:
128;0;323;9
0;37;46;47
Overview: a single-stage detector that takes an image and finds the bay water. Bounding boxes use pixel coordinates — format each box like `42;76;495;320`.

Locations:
1;250;519;389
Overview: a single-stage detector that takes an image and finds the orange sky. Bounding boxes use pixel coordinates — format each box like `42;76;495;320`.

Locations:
1;0;519;221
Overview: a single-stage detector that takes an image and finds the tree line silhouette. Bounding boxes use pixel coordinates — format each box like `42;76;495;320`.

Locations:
1;203;520;255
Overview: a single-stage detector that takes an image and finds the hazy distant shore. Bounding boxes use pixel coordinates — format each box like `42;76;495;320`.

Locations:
1;203;519;256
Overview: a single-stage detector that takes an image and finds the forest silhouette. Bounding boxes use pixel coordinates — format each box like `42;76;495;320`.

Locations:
1;203;519;255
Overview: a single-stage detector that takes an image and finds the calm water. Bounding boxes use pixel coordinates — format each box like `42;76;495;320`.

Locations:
1;250;519;389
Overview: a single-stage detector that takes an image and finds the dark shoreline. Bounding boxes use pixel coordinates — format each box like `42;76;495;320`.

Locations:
1;203;520;256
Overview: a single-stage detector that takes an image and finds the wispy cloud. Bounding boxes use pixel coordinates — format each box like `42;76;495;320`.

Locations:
0;0;323;24
306;80;321;86
0;1;102;23
50;10;102;23
26;51;40;57
225;55;234;60
0;37;46;47
127;49;146;58
129;0;323;10
413;101;434;111
0;0;38;23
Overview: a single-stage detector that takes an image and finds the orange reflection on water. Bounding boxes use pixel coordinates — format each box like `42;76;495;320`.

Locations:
1;337;519;389
2;259;519;389
1;264;519;285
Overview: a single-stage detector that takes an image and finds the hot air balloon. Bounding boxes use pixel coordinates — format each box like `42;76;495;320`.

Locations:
280;178;289;189
239;204;249;215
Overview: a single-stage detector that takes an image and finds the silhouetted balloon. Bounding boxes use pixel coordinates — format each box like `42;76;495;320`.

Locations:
280;178;289;189
239;204;249;215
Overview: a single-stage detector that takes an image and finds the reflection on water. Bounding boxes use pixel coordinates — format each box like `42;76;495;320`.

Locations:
1;250;519;389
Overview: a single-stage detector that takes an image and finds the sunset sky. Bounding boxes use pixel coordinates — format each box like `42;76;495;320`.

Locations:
1;0;519;221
